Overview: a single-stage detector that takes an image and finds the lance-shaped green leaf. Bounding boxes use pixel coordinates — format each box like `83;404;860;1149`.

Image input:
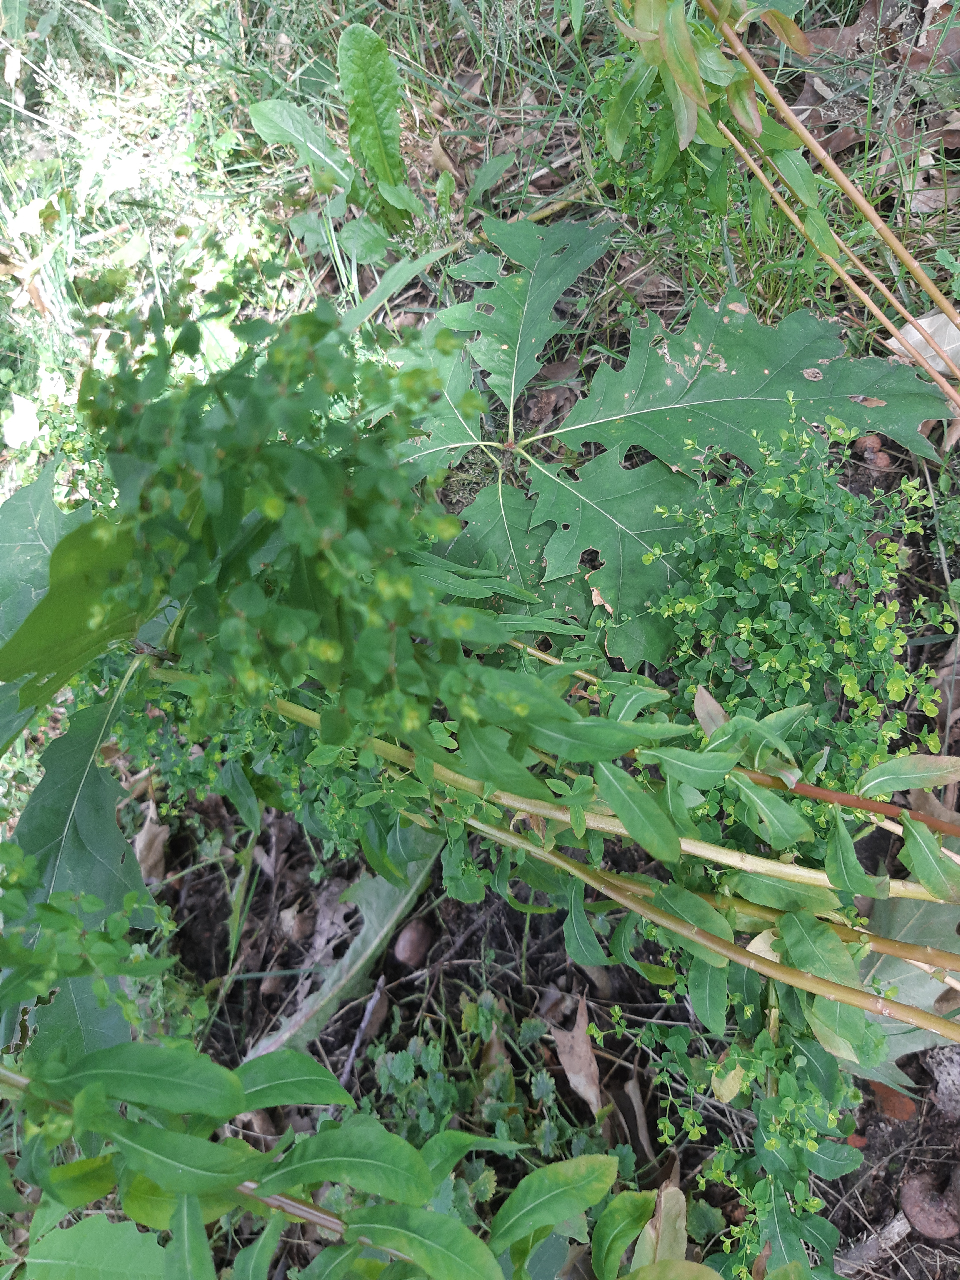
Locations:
103;1118;269;1194
257;1115;433;1203
596;762;681;863
726;76;762;135
825;807;888;898
337;25;404;186
610;914;677;983
606;61;658;160
778;911;861;988
529;452;693;668
343;1204;502;1280
726;872;841;915
14;697;147;919
687;956;728;1034
803;996;867;1063
652;885;734;967
638;748;739;788
564;879;609;967
0;519;155;710
530;715;682;763
900;814;960;904
593;1191;658;1280
44;1043;245;1119
731;774;813;850
547;293;944;472
857;753;960;798
435;218;609;409
219;760;260;835
248;100;354;188
21;1214;165;1279
164;1195;216;1280
457;721;555;802
771;149;819;208
232;1216;284;1280
488;1155;618;1255
805;1139;863;1181
235;1049;354;1110
659;1;707;107
420;1132;527;1187
757;1188;812;1279
340;247;455;332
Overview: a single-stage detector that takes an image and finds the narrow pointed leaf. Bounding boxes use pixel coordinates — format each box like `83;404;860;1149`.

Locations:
164;1196;216;1280
235;1049;354;1109
47;1043;244;1119
659;1;707;107
564;879;609;966
606;62;658;160
420;1132;526;1187
778;911;861;988
248;100;354;187
825;808;887;898
858;753;960;798
731;774;813;849
231;1216;284;1280
900;814;960;904
597;762;681;863
343;1204;503;1280
337;25;404;185
687;956;729;1034
652;885;734;968
593;1191;658;1280
488;1156;618;1256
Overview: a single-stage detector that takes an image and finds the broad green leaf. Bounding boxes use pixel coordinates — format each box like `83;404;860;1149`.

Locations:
652;884;734;968
731;774;813;850
687;956;728;1034
803;996;867;1064
778;912;861;988
446;481;555;598
104;1117;268;1194
771;149;819;208
548;293;944;472
596;763;681;863
606;683;670;720
803;208;839;259
257;1114;433;1204
564;879;609;967
638;748;739;789
343;1204;502;1280
235;1049;354;1109
337;25;404;185
252;832;442;1054
899;814;960;904
0;521;155;710
28;975;130;1065
164;1196;216;1280
299;1245;365;1280
340;248;455;332
0;1159;26;1213
220;760;260;834
630;1186;686;1265
726;872;841;915
726;76;762;136
22;1215;164;1279
858;753;960;797
379;182;426;218
592;1190;657;1280
529;454;693;668
805;1139;863;1180
530;716;676;763
232;1216;284;1280
606;62;658;161
436;218;609;409
248;100;354;187
797;1216;839;1268
757;1189;811;1280
338;215;390;265
861;897;960;1057
48;1044;244;1118
118;1171;242;1230
14;698;147;919
420;1132;526;1187
46;1155;117;1211
825;807;888;898
457;721;555;802
489;1156;618;1256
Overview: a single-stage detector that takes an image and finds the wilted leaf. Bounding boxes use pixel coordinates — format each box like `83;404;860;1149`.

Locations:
550;995;602;1115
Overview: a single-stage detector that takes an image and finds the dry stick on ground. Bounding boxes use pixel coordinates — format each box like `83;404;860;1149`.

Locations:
338;973;386;1088
698;0;960;335
716;122;960;413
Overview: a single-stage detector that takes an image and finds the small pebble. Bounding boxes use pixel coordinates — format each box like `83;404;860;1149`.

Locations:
393;918;433;967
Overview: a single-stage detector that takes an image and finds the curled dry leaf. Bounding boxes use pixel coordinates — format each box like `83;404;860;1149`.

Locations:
551;994;602;1116
133;799;168;882
900;1170;960;1239
430;136;463;183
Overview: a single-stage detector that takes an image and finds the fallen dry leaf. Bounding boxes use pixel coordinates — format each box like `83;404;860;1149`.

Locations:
694;685;728;737
430;136;463;183
134;800;168;882
551;994;602;1116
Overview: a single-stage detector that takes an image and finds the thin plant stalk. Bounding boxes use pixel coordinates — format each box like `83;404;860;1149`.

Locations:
717;122;960;413
698;0;960;335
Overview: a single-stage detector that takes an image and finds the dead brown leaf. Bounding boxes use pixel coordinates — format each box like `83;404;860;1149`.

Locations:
430;136;464;184
550;994;602;1116
134;799;168;882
